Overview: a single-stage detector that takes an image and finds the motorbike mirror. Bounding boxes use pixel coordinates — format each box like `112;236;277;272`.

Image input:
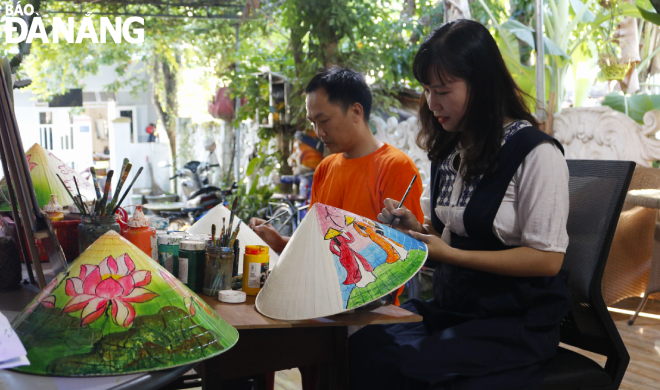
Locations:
158;161;171;168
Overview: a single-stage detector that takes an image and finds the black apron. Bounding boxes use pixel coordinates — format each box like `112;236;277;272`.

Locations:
348;127;572;390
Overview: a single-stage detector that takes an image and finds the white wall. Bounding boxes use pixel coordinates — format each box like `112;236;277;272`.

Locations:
6;64;164;188
13;97;91;172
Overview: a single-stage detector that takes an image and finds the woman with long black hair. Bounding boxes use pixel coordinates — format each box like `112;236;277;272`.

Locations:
349;19;572;390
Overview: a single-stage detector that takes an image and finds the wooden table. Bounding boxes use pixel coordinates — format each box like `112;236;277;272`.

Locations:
625;189;660;325
197;294;422;390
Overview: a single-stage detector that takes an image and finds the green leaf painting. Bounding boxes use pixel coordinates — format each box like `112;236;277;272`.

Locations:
11;231;238;376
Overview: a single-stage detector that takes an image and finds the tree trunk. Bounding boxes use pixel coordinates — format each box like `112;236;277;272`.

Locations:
291;29;304;79
152;55;178;169
323;41;339;68
402;0;415;17
618;0;641;94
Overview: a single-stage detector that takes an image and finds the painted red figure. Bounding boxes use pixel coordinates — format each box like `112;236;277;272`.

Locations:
328;232;373;285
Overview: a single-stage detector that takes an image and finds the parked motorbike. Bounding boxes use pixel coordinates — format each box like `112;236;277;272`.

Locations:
160;161;237;230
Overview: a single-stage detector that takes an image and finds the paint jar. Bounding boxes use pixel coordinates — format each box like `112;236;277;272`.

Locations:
43;194;64;222
178;240;207;292
122;205;157;260
203;246;234;297
157;232;189;275
78;215;120;253
242;245;270;296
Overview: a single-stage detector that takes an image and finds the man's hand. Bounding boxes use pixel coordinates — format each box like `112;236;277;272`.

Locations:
249;217;289;253
378;198;424;234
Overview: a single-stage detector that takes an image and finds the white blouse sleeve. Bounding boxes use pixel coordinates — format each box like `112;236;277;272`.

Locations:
420;182;432;221
515;141;569;252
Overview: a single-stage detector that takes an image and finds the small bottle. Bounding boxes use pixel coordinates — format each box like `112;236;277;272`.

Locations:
64;201;82;220
178;240;207;292
157;232;189;275
43;194;64;222
122;205;157;260
242;245;270;296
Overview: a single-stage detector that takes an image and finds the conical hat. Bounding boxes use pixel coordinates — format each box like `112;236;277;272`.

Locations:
10;231;238;376
188;204;280;269
0;143;95;211
255;203;427;320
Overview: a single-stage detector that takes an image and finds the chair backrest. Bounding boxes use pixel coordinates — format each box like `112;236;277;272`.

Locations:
560;160;634;388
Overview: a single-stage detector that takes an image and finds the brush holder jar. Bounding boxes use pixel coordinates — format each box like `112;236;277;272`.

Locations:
78;215;121;253
203;246;234;297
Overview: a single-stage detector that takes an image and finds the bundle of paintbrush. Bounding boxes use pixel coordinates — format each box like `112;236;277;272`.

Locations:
56;158;143;218
209;196;241;248
206;198;241;295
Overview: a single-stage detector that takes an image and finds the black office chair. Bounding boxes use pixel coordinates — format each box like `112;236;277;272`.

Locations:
540;159;635;390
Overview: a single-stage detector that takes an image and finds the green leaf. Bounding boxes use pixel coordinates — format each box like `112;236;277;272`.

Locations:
501;20;535;48
602;92;655;123
592;3;642;26
543;36;571;60
245;156;263;177
649;94;660;109
569;0;596;23
248;174;260;195
637;5;660;25
543;37;570;60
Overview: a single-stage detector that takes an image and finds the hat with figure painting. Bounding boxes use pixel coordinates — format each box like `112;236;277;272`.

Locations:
255;203;428;320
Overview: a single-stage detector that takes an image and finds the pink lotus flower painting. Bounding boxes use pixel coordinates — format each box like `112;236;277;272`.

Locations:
10;231;238;377
25;276;58;313
63;253;158;327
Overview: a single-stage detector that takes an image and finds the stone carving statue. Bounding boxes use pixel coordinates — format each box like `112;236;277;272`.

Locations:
553;106;660;167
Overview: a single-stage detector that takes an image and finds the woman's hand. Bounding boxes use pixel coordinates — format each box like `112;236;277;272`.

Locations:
378;198;424;234
407;230;456;262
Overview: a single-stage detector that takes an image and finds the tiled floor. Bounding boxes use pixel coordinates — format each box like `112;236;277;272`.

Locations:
570;297;660;390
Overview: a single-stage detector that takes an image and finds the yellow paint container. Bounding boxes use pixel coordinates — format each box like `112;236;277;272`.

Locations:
242;245;269;296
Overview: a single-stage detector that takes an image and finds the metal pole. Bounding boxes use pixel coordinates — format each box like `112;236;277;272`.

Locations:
233;23;242;183
535;0;547;122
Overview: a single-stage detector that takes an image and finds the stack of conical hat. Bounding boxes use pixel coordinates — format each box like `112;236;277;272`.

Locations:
10;231;238;376
188;204;280;269
0;143;95;211
255;203;427;320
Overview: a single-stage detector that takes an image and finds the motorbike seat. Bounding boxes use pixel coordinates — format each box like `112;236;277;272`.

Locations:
271;193;307;202
183;161;202;173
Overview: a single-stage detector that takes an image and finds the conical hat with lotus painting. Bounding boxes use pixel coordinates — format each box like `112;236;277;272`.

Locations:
10;231;238;376
0;143;95;211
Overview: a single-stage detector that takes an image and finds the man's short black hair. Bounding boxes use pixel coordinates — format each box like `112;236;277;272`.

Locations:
305;67;372;123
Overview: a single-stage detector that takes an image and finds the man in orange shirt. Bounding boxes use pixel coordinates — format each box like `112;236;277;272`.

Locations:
249;67;424;389
249;67;424;252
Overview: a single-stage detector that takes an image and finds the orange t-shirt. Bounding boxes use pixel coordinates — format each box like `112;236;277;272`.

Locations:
310;143;424;224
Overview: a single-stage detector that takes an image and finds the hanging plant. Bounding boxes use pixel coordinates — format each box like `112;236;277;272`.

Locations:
598;53;631;80
597;0;629;81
